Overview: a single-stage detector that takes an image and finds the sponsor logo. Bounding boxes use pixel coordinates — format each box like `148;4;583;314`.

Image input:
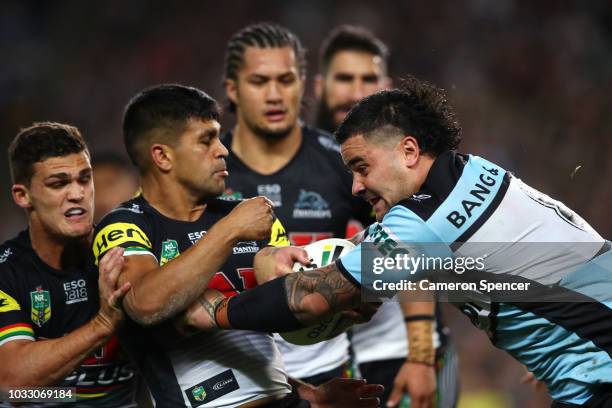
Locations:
268;219;290;247
232;241;259;254
63;279;88;304
0;289;20;313
160;240;180;266
213;379;233;391
410;194;431;201
192;386;207;402
188;230;206;245
446;166;500;229
30;286;51;327
0;248;13;264
293;190;332;219
93;223;152;264
219;189;243;201
368;224;409;258
257;184;282;206
184;369;239;407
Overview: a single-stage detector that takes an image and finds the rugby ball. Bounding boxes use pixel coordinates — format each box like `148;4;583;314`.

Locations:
279;238;355;345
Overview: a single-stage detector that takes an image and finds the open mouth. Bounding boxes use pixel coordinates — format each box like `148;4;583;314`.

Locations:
64;207;86;219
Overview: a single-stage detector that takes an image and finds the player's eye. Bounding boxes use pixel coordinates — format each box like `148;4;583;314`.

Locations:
279;74;296;85
362;74;379;84
334;74;353;83
48;181;67;189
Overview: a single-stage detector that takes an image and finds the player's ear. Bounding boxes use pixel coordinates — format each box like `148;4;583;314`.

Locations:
225;79;238;105
314;74;323;99
12;184;32;209
150;144;173;172
399;136;419;167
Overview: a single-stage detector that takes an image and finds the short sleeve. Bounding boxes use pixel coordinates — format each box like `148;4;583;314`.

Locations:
92;207;156;265
336;204;447;286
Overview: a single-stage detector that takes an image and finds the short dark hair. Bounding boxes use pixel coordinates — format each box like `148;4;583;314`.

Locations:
319;25;389;74
224;23;306;112
9;122;88;185
122;84;220;168
335;76;461;156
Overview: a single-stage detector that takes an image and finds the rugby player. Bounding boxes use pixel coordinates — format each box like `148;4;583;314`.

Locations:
0;123;136;406
316;26;457;408
197;77;612;408
220;22;372;385
93;84;383;407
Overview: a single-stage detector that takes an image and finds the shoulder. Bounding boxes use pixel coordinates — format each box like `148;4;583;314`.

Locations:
302;126;342;155
0;231;31;275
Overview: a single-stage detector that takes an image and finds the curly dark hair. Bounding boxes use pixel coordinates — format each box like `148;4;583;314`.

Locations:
9;122;88;185
335;76;461;156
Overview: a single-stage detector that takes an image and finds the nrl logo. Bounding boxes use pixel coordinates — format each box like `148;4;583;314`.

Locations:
191;385;207;402
30;286;51;327
160;240;180;266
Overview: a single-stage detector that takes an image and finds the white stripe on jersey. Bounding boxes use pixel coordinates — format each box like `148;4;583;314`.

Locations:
273;333;349;378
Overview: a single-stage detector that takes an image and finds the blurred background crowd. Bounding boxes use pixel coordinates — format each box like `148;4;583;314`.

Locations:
1;1;610;407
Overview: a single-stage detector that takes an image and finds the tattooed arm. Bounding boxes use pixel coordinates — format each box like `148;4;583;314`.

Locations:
176;262;362;333
283;263;361;324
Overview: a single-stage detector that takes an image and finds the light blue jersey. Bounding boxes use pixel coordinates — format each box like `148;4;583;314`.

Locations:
337;151;612;404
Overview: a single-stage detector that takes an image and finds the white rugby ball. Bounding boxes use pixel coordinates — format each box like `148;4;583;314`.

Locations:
279;238;355;345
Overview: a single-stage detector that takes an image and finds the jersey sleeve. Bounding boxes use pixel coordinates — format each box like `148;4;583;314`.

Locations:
336;204;448;287
92;208;156;265
0;265;35;346
266;218;290;247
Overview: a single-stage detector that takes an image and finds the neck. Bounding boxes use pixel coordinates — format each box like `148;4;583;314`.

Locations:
231;119;302;175
140;172;207;222
28;220;89;270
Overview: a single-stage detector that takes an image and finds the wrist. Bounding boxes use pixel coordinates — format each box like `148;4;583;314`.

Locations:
92;313;116;338
213;217;240;245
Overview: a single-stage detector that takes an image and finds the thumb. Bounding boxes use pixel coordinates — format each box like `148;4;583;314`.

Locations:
386;383;403;408
295;248;311;265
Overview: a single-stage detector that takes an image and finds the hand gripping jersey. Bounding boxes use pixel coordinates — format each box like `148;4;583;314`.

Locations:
0;230;137;407
92;196;291;407
221;127;372;379
337;151;612;405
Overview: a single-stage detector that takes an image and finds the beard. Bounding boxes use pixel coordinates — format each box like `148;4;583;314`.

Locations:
315;91;355;134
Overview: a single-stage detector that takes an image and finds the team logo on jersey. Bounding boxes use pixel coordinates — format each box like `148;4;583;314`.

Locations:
258;184;282;206
219;188;243;201
184;369;239;407
191;386;207;402
160;240;180;266
0;289;20;313
30;286;51;327
293;190;332;219
0;248;13;264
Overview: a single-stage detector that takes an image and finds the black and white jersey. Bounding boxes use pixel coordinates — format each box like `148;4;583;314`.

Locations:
0;230;136;407
221;126;373;378
92;195;291;407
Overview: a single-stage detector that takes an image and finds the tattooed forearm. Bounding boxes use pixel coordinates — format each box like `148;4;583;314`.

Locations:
284;263;360;324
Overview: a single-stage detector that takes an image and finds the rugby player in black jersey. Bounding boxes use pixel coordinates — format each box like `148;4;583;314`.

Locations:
0;123;136;406
315;26;458;408
220;23;373;386
93;84;382;407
